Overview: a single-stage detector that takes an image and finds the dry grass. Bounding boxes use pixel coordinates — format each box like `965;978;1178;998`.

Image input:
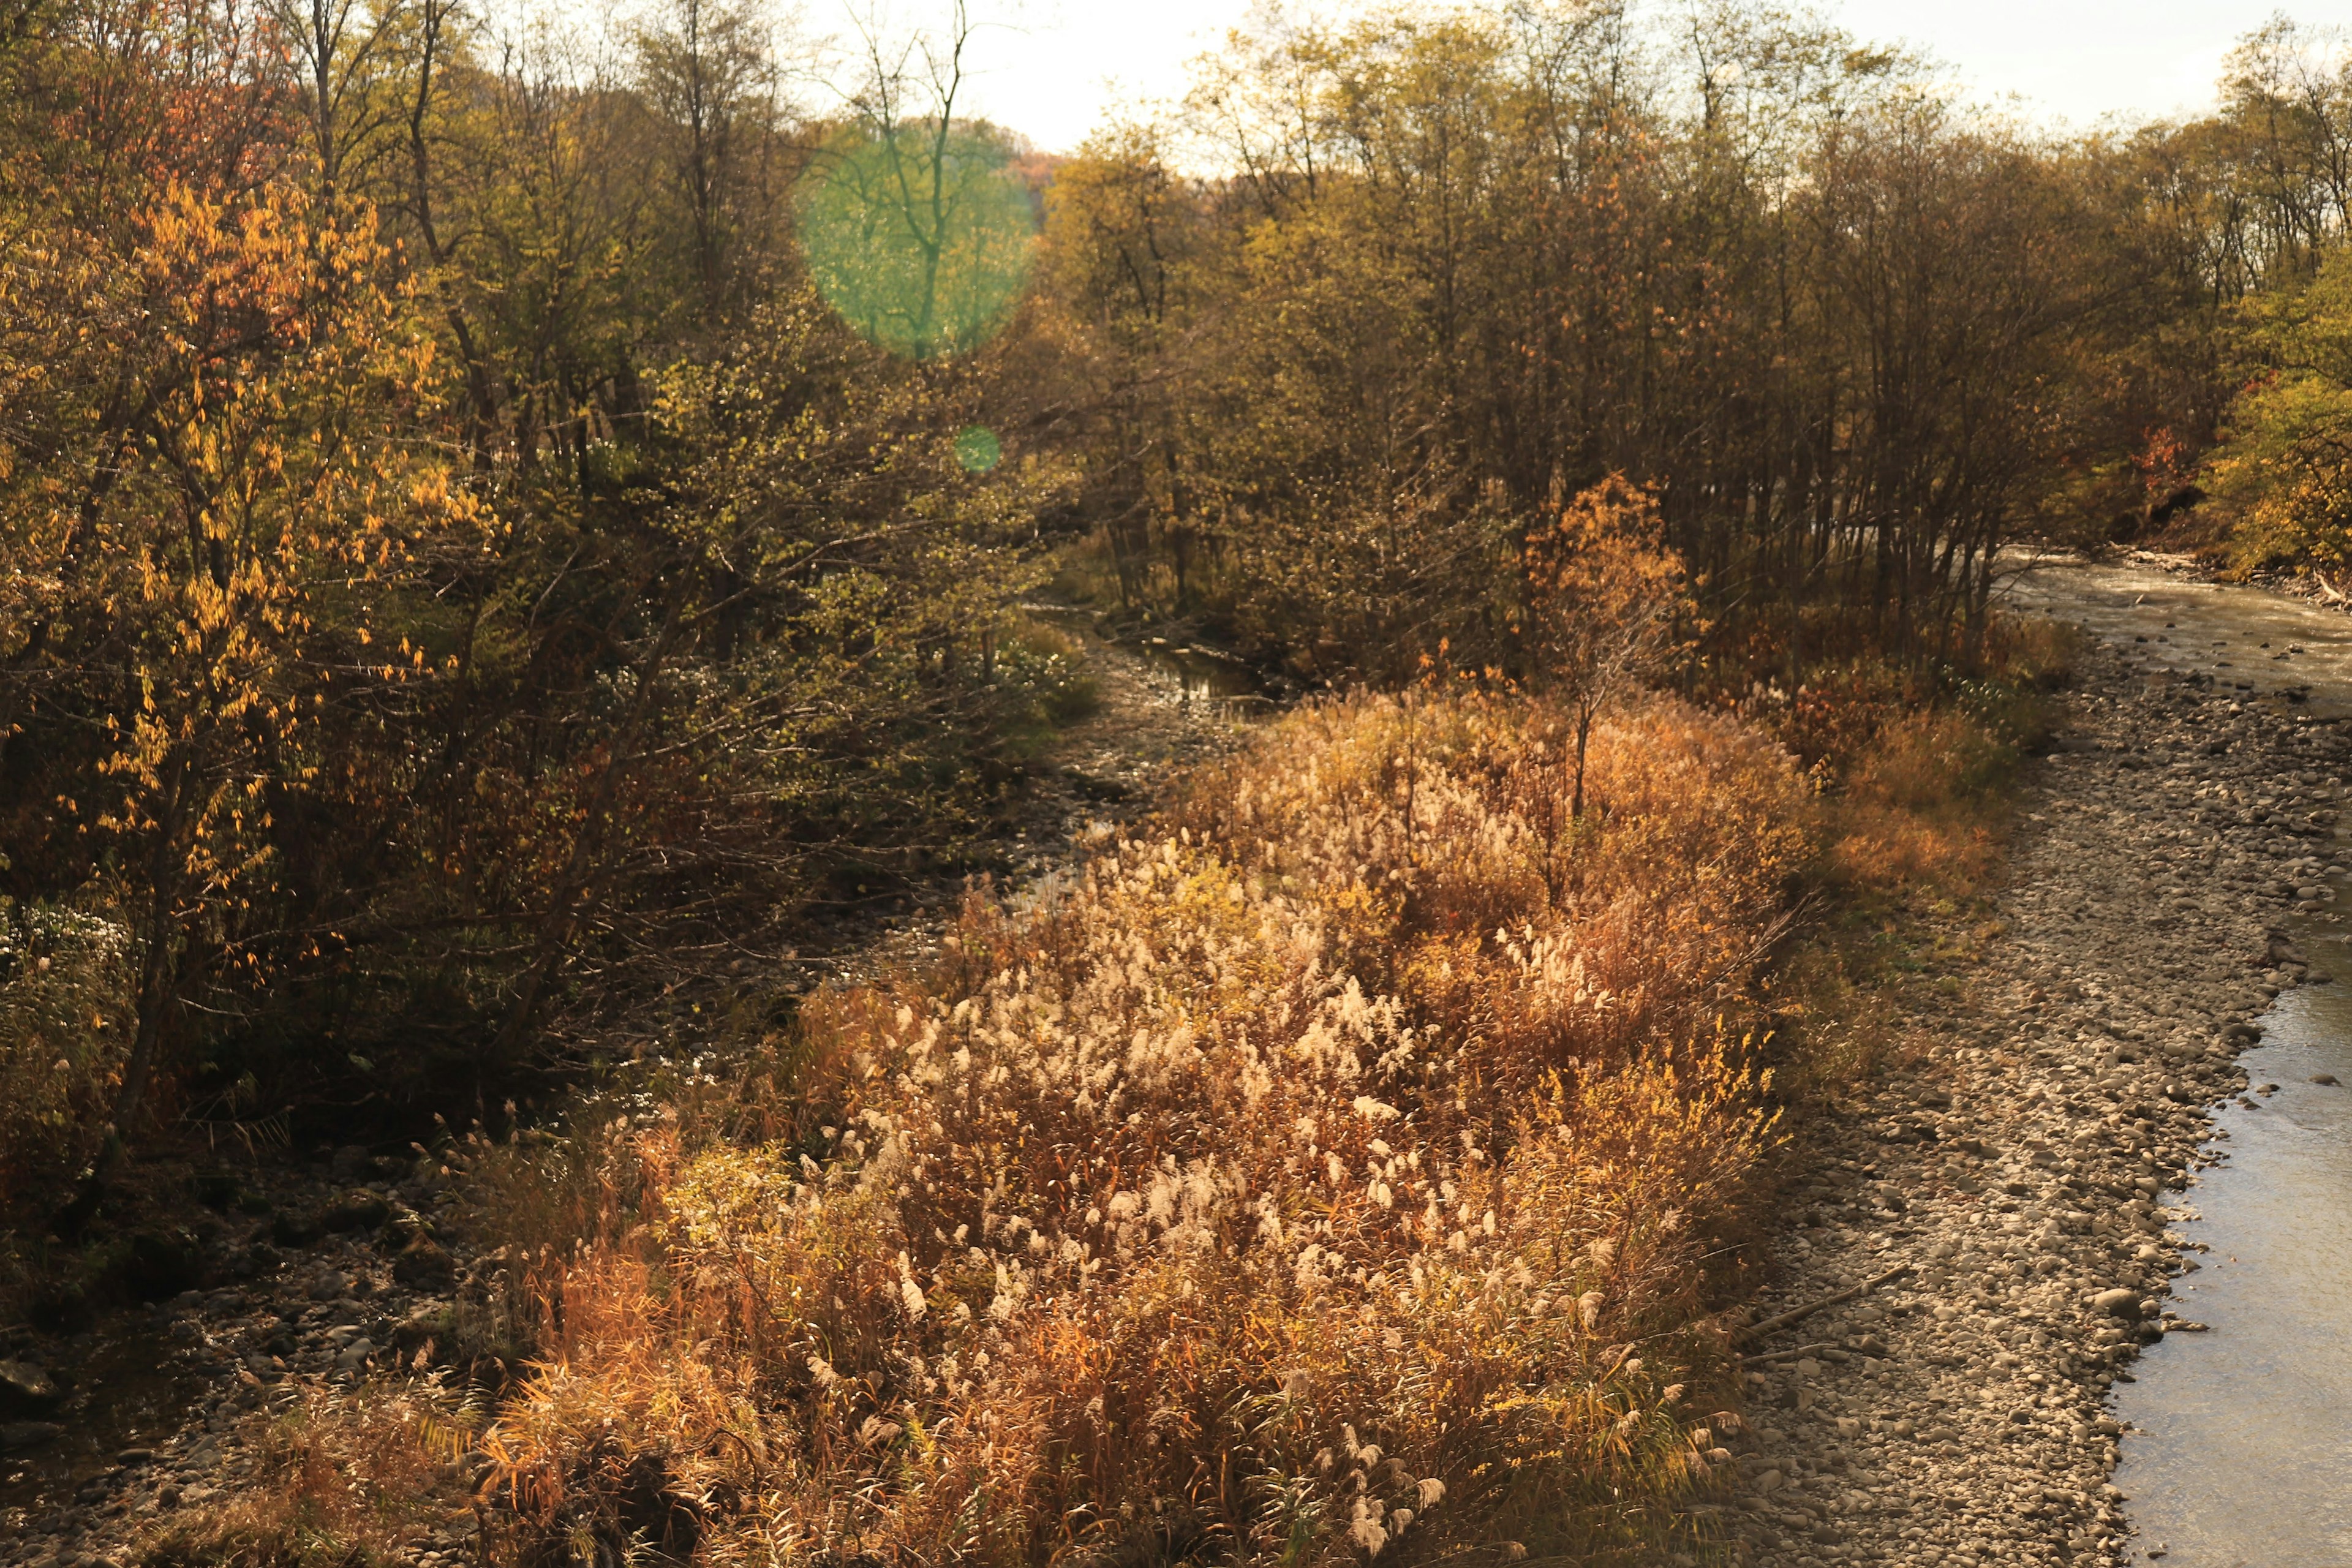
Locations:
470;688;1814;1567
139;1381;477;1568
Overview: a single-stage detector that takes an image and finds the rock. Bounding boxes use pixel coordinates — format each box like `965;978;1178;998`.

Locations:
0;1359;62;1415
0;1418;61;1450
321;1190;391;1232
116;1230;202;1302
271;1210;323;1248
333;1337;376;1371
1753;1469;1785;1493
307;1268;353;1302
189;1172;243;1209
2313;1074;2340;1086
393;1231;456;1287
2091;1288;2141;1317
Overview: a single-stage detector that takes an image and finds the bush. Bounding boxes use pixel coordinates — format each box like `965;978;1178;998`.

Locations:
140;1381;475;1568
477;688;1809;1566
0;899;133;1216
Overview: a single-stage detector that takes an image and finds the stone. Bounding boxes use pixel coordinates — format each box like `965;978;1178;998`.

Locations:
307;1268;353;1302
116;1230;201;1302
0;1359;62;1415
2313;1074;2340;1086
2090;1288;2140;1317
271;1210;322;1248
392;1232;456;1287
0;1419;62;1450
320;1190;391;1232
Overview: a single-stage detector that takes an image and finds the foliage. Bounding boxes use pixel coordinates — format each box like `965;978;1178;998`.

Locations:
476;688;1809;1566
1521;477;1694;820
2211;246;2352;571
0;0;1077;1186
0;901;133;1213
1014;4;2129;679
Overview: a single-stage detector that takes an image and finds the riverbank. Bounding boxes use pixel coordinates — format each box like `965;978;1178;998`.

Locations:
1719;628;2338;1566
6;586;2325;1568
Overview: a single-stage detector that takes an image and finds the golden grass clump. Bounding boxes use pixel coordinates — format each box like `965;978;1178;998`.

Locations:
483;689;1812;1566
140;1381;475;1568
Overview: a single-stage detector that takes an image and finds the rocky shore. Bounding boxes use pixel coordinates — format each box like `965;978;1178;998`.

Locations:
1714;635;2342;1566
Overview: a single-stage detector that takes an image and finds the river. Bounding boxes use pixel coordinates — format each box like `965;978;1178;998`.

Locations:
2005;552;2352;1568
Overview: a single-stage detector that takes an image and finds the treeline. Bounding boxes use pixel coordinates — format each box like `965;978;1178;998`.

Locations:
2;0;2350;1204
1023;10;2352;675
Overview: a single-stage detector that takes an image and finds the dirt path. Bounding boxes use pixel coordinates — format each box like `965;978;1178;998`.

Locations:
1713;634;2337;1567
0;633;1252;1568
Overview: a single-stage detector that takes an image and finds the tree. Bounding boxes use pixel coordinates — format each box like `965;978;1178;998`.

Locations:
0;176;476;1216
1521;475;1691;823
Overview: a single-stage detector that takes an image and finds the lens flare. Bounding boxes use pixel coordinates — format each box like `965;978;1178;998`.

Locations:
797;123;1036;360
954;426;1003;473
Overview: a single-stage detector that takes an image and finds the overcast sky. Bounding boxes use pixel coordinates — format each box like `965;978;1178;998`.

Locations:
913;0;2345;154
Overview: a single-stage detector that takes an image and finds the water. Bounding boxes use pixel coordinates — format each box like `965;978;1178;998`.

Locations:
0;1318;205;1526
2003;552;2352;1566
1136;638;1264;707
2002;551;2352;718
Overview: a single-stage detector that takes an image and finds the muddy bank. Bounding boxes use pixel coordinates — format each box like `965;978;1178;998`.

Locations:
1717;612;2335;1565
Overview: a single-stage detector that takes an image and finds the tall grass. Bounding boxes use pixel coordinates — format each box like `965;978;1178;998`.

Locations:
477;689;1812;1566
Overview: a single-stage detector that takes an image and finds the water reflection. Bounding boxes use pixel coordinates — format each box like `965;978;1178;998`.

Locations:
2109;954;2352;1568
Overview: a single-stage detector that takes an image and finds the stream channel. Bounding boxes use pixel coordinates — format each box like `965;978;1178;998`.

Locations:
2006;553;2352;1568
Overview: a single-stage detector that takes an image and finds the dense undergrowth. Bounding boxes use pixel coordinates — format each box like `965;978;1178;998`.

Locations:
132;633;2051;1568
471;689;1807;1567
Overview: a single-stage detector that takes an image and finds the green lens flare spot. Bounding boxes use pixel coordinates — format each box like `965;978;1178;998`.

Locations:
797;123;1037;360
955;427;1003;473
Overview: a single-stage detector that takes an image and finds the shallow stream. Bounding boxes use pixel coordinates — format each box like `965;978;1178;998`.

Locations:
2005;554;2352;1567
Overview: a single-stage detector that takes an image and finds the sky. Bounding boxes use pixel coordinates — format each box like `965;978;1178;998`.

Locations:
919;0;2348;156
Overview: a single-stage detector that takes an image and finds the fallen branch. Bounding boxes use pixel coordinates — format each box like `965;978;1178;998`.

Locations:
1733;1262;1913;1347
1736;1341;1835;1367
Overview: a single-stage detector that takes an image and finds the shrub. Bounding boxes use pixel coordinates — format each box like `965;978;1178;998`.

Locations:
478;689;1809;1566
0;899;134;1216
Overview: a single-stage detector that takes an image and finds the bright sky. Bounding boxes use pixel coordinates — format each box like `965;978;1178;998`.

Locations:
930;0;2342;155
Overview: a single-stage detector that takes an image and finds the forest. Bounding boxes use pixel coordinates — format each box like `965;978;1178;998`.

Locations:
2;1;2351;1564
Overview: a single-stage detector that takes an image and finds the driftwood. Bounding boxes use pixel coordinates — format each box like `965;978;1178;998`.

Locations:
1733;1262;1913;1348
